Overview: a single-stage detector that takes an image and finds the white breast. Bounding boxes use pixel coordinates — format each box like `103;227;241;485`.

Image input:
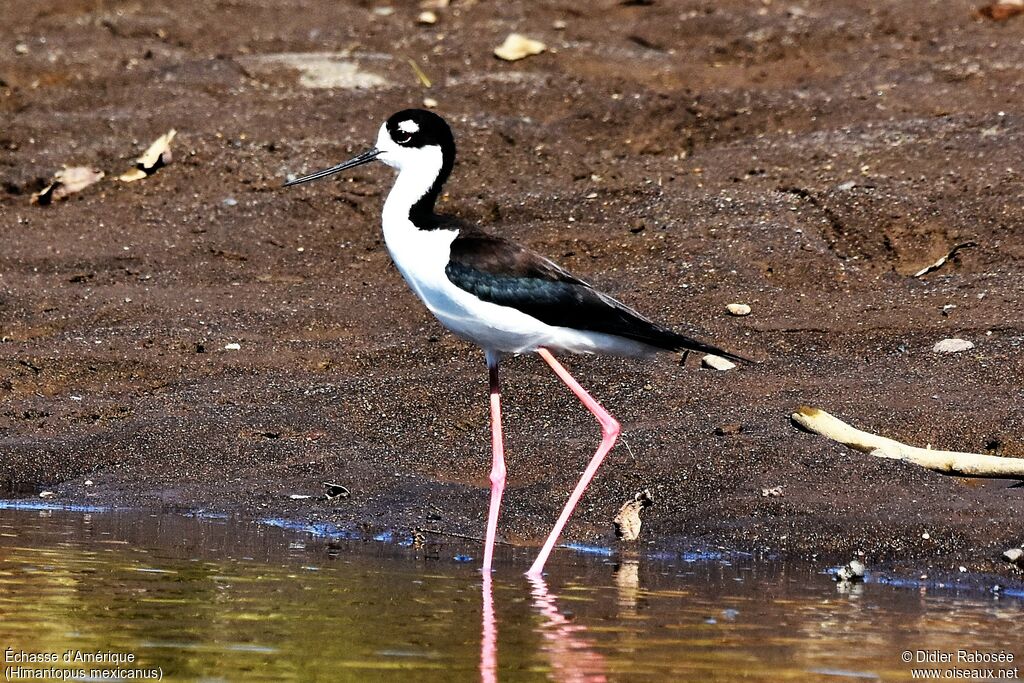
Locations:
381;216;552;353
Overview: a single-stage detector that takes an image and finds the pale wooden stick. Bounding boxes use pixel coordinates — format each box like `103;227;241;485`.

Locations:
792;406;1024;479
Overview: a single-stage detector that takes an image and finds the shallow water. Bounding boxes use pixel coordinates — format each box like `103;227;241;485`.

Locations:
0;506;1021;682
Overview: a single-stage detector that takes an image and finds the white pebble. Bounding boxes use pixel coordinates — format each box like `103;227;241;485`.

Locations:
224;342;241;351
423;97;438;108
494;34;546;61
726;303;751;316
1003;548;1023;564
932;338;974;354
702;354;736;371
417;10;437;24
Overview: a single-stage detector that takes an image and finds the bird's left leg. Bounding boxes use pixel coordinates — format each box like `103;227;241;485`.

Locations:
528;348;620;577
482;350;506;573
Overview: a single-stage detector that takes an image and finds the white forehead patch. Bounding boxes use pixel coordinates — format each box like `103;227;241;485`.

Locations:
398;120;419;134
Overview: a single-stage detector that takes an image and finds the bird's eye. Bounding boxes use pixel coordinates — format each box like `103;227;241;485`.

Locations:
395;132;412;144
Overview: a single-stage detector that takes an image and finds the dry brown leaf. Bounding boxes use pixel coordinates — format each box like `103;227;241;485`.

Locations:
613;489;654;541
119;129;176;182
913;241;977;277
494;34;546;61
976;0;1024;20
31;166;105;205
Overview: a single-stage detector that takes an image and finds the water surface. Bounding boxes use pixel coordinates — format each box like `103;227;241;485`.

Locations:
0;506;1020;681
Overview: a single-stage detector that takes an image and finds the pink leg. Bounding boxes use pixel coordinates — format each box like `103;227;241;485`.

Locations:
528;349;620;577
482;353;506;573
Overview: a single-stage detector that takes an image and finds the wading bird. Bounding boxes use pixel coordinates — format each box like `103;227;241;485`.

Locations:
285;110;746;577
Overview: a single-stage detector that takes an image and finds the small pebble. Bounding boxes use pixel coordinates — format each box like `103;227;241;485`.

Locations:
39;491;55;498
289;494;312;500
84;480;94;486
417;10;437;24
373;6;394;16
423;97;438;108
726;303;751;316
222;197;238;207
702;354;736;371
553;19;567;29
715;423;743;436
922;532;931;540
1003;547;1023;565
15;43;29;55
224;342;241;351
932;338;974;354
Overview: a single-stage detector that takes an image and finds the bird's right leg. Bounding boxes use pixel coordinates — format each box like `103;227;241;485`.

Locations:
482;350;505;573
528;348;620;577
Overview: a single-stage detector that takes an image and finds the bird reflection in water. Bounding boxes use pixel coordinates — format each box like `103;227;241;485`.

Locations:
480;573;608;682
527;575;608;682
480;574;498;683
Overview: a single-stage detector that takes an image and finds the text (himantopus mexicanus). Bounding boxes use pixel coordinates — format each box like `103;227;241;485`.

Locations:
285;109;747;577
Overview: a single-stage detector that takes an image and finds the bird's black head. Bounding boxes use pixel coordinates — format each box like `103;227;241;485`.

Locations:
383;109;455;154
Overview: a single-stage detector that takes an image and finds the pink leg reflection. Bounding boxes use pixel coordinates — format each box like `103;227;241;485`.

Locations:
528;575;608;682
480;574;497;683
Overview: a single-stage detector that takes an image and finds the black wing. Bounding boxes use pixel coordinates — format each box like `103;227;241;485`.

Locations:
445;230;750;362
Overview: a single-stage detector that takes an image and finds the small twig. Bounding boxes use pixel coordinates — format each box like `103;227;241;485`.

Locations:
792;406;1024;479
406;58;432;88
620;434;637;463
418;527;513;546
913;241;977;278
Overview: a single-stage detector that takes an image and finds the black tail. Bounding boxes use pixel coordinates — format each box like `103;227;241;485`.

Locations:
590;298;755;364
662;331;754;364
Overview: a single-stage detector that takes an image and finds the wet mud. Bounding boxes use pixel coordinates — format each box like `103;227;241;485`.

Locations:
2;1;1023;581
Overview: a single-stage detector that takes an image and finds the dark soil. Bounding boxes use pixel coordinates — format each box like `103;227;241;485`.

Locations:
2;0;1023;581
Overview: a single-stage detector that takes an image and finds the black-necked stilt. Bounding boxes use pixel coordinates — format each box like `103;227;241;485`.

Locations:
285;109;748;577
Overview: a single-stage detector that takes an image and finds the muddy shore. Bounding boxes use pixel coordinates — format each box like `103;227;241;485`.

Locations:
2;0;1023;580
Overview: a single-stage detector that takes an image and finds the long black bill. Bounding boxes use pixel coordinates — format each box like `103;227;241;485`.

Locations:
283;148;381;187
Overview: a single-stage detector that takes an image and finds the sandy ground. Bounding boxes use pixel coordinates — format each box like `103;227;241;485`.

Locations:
2;0;1024;580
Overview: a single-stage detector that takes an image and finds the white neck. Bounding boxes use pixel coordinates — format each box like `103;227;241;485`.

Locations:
381;145;444;230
